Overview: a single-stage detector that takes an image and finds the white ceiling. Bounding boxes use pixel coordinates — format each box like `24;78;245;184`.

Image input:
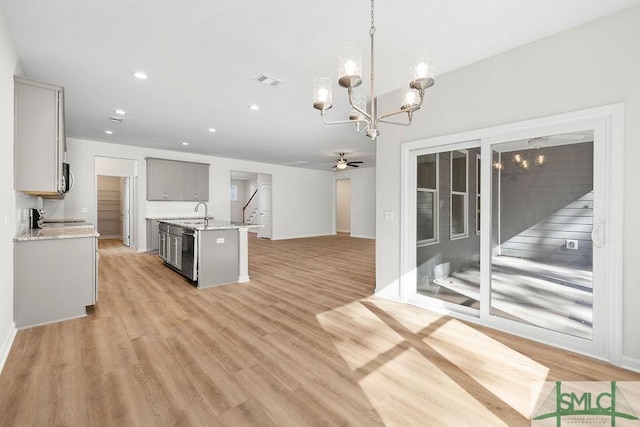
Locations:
2;0;639;170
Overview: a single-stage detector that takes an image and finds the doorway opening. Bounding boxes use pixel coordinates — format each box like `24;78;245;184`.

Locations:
95;156;137;249
336;179;351;236
230;171;272;239
97;176;133;246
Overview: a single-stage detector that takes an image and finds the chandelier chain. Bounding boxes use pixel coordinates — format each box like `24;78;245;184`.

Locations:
370;0;376;35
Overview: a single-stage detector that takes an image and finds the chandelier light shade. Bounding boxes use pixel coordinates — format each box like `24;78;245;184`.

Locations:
409;49;435;90
338;46;363;89
312;0;434;140
313;77;333;111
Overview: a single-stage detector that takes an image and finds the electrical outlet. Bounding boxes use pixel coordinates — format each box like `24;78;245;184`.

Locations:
384;210;393;221
566;239;579;250
81;207;88;213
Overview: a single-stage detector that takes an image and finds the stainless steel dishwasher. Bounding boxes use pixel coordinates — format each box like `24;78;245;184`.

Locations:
181;228;197;281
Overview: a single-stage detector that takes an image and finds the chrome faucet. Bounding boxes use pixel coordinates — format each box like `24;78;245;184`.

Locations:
194;202;209;225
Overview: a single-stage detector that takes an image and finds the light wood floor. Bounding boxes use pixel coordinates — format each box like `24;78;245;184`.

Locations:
1;234;638;426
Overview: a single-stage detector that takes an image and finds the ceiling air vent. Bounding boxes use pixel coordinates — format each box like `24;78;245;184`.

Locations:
255;74;282;87
108;116;124;123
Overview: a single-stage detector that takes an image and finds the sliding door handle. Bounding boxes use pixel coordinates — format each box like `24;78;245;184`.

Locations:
591;223;605;248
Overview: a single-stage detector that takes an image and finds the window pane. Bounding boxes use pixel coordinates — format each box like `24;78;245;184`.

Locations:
417;153;436;189
417;191;436;241
451;194;465;236
451;151;467;192
416;146;480;310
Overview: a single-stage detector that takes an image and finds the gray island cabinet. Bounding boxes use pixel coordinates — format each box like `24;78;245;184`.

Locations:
156;219;259;288
14;227;99;329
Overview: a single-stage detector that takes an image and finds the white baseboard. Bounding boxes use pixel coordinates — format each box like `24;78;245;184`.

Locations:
270;232;334;241
375;289;402;303
0;323;17;375
622;355;640;373
350;234;375;240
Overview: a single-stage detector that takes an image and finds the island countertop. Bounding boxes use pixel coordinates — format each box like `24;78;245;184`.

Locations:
157;218;261;231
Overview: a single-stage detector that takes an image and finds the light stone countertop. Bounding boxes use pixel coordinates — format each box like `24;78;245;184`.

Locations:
145;215;209;220
157;219;262;231
15;225;100;242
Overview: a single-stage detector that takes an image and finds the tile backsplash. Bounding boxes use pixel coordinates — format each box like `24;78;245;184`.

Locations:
15;192;38;235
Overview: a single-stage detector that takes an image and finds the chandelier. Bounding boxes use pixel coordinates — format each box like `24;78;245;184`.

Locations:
312;0;434;140
493;137;548;180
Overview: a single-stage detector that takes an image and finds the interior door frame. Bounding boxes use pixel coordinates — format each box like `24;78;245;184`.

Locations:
335;178;351;234
400;103;624;364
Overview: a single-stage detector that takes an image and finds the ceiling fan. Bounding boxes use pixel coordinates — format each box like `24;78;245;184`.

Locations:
333;153;363;170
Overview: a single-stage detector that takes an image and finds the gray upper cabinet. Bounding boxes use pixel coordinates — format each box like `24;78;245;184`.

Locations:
182;162;209;201
146;158;209;201
146;158;183;200
14;76;66;197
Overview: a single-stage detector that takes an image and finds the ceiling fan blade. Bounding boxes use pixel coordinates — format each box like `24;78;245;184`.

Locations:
350;164;360;168
347;161;363;165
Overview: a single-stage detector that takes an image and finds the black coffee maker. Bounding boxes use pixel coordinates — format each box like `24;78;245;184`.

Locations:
29;208;46;229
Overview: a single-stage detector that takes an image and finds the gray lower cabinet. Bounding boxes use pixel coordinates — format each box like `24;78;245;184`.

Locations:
14;76;66;197
158;223;181;269
167;227;182;269
146;219;160;253
15;237;97;328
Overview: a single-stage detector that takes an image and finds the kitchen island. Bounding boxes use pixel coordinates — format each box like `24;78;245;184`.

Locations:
157;219;260;289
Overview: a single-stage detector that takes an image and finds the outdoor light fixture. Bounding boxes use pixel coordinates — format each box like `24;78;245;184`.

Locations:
312;0;434;140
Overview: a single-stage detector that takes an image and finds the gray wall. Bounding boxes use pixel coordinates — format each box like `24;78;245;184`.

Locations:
498;143;594;266
376;6;640;362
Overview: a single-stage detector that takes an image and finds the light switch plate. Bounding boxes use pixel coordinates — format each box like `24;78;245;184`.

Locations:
216;237;225;244
384;210;393;221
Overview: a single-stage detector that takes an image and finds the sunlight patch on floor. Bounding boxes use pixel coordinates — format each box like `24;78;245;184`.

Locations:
317;297;551;423
425;316;550;418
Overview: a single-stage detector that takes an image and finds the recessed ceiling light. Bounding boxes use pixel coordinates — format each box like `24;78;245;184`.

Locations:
114;109;126;115
182;141;189;146
249;104;260;111
133;71;148;80
105;130;113;135
208;128;216;133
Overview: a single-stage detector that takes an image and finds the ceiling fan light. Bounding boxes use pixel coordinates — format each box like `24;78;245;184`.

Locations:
409;49;435;90
336;162;348;170
313;77;333;110
338;46;362;88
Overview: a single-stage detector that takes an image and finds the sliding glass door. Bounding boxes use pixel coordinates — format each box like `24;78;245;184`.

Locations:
489;134;594;339
415;146;481;312
402;104;622;360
